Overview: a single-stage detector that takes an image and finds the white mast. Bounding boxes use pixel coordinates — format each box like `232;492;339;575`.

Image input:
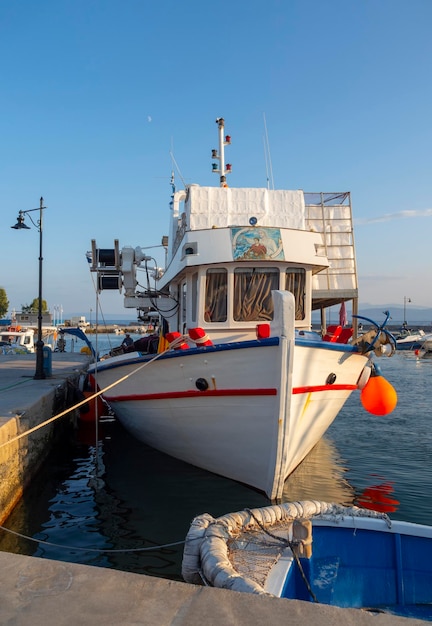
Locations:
212;117;232;187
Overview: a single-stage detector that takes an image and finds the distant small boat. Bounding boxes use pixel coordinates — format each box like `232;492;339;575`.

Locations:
395;327;430;351
182;500;432;620
0;326;58;354
0;329;35;353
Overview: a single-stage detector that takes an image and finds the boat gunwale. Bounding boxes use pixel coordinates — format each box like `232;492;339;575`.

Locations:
90;335;361;374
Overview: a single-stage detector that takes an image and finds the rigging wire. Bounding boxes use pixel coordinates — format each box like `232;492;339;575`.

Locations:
135;258;179;318
263;112;275;190
169;150;187;188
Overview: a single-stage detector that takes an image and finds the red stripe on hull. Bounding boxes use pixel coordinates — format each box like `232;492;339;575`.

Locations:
293;384;357;394
105;388;277;402
104;383;356;403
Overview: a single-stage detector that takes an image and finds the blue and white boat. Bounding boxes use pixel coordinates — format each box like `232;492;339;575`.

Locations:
182;500;432;621
395;326;431;351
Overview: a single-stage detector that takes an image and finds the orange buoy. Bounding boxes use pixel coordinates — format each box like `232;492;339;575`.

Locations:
360;364;397;415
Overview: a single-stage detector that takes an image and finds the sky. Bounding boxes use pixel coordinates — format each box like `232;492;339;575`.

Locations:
1;0;432;321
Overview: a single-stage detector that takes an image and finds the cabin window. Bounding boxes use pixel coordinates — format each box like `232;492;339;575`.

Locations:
191;272;198;322
205;269;227;322
234;267;278;322
285;269;306;320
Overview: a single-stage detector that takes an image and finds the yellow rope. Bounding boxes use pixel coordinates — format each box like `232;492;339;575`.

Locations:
0;335;188;450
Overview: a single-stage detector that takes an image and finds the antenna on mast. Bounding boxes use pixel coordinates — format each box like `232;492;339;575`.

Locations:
263;113;275;190
169;150;187;189
212;117;232;187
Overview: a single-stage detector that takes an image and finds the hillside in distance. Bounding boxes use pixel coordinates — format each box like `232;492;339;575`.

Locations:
68;305;432;328
317;304;432;327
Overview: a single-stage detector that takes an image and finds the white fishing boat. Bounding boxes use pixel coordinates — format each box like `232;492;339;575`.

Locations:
87;117;397;500
182;500;432;620
0;329;35;353
0;325;58;354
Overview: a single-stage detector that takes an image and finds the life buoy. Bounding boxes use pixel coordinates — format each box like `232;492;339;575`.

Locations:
188;327;213;347
165;331;189;350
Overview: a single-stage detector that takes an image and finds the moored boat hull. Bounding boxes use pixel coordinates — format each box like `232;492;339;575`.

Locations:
86;118;397;502
90;294;369;500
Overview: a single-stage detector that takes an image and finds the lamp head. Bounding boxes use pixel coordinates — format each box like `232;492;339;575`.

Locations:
11;212;31;230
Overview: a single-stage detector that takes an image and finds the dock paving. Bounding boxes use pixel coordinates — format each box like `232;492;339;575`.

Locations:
0;551;426;626
0;355;426;625
0;352;91;416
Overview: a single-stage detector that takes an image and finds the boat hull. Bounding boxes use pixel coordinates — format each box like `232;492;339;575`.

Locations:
280;519;432;617
182;501;432;620
90;332;368;500
396;339;423;351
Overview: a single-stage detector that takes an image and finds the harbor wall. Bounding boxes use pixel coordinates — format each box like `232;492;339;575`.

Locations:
0;354;90;525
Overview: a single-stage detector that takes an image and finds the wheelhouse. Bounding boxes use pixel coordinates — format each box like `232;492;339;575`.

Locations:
166;262;310;343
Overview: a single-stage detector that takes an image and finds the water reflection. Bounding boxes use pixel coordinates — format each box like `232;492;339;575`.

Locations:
356;478;400;513
281;437;355;505
283;438;400;514
0;420;360;580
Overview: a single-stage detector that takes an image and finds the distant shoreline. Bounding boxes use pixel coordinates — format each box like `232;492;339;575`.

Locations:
83;325;152;335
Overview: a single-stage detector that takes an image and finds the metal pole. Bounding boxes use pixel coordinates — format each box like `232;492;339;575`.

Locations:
34;197;45;379
403;296;410;327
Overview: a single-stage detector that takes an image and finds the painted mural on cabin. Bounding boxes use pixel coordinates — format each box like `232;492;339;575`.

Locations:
231;227;284;261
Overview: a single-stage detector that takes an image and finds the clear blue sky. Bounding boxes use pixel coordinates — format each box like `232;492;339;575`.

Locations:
1;0;432;320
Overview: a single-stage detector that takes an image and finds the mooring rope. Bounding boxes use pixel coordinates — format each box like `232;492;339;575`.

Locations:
0;335;192;555
0;334;188;450
0;524;185;553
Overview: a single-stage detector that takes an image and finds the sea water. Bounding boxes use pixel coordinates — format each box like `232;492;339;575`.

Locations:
0;343;431;582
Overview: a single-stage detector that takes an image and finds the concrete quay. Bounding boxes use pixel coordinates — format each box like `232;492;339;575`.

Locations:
0;355;426;625
0;551;426;626
0;352;91;525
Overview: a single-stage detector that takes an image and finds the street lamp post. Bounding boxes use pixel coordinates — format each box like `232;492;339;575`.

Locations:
11;197;46;379
403;296;411;328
